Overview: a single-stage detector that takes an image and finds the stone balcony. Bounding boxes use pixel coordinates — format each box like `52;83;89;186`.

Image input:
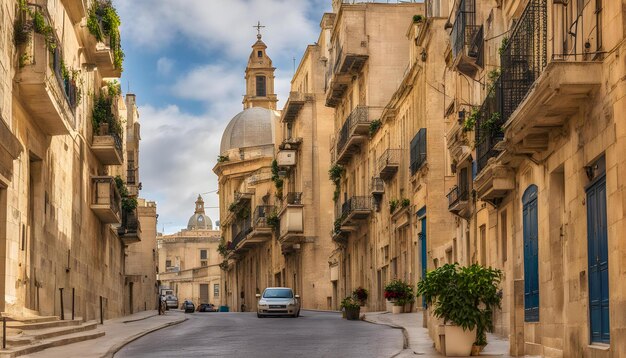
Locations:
61;0;87;24
80;18;121;77
474;160;515;205
325;21;369;107
90;176;122;224
503;61;602;153
376;149;401;181
16;33;76;136
92;124;123;165
370;177;384;196
118;207;142;244
276;149;297;167
235;205;274;250
278;193;304;243
281;92;307;123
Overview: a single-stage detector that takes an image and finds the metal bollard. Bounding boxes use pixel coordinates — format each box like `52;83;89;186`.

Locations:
72;288;75;321
100;296;103;325
3;317;6;349
59;288;64;320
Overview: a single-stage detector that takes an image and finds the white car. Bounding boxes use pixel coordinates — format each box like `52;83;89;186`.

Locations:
256;287;300;318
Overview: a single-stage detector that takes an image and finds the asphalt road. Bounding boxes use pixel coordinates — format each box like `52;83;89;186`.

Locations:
115;310;403;358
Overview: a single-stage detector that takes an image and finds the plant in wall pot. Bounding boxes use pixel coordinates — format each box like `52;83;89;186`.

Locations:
417;263;503;357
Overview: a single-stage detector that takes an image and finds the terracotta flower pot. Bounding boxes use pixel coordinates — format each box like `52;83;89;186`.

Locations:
392;304;403;314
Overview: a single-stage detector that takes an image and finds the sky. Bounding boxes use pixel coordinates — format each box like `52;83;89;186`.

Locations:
116;0;331;234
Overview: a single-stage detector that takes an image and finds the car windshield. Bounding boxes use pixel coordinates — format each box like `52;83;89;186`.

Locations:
263;289;293;298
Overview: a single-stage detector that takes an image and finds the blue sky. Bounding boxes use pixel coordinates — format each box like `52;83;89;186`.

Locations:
116;0;331;234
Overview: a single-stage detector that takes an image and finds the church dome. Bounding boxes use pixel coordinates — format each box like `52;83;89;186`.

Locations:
220;107;277;153
187;195;212;230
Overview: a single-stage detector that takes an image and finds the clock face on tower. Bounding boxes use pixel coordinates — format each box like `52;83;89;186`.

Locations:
198;216;204;222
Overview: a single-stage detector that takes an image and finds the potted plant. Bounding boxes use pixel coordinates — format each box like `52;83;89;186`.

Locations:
417;263;503;357
352;287;368;307
384;279;413;314
340;296;360;320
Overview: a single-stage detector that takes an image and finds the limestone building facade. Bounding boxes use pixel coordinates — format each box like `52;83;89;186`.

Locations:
157;196;222;306
0;0;155;321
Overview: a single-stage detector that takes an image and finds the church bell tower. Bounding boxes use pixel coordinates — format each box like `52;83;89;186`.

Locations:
243;22;278;110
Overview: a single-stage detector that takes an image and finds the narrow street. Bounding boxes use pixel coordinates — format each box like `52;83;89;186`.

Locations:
115;310;403;358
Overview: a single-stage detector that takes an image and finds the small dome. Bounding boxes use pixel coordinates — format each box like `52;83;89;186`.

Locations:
187;195;212;230
220;107;277;153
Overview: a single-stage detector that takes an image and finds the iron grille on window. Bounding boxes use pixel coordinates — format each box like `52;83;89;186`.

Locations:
410;128;427;175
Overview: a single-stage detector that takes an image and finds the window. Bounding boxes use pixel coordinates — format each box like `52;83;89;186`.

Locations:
501;211;508;263
257;50;262;57
256;76;266;97
200;249;208;267
410;128;427;175
480;224;486;265
214;284;219;297
166;260;171;268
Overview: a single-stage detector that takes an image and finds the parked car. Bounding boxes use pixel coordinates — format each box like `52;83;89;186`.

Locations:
196;303;217;312
256;287;300;318
164;294;178;309
181;300;195;313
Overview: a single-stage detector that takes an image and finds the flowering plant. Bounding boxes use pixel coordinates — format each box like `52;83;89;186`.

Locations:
384;279;414;304
352;287;368;305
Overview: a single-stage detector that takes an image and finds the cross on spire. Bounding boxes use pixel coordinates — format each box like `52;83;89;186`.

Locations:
253;21;265;39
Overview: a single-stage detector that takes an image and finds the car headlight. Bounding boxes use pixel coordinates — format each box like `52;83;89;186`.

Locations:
287;301;296;306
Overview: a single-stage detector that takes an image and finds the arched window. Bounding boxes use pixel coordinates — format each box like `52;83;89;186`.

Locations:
522;184;539;322
256;76;266;97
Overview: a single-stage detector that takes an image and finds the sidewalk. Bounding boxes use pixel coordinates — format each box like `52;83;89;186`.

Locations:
363;311;513;357
24;310;187;358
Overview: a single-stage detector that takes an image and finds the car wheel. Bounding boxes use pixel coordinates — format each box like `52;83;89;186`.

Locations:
296;310;300;318
257;313;264;318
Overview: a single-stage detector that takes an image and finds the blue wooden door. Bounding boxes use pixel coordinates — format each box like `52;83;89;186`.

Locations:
417;207;427;308
522;185;539;322
587;176;610;343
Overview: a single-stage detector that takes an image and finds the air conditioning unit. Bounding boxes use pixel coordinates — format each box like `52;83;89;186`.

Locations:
277;150;296;166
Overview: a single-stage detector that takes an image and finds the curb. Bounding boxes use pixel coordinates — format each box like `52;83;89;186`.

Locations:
301;309;341;313
101;317;188;358
121;313;158;324
362;314;410;356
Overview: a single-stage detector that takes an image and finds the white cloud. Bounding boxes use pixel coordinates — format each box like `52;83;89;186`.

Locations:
156;57;174;75
117;0;323;59
171;64;243;103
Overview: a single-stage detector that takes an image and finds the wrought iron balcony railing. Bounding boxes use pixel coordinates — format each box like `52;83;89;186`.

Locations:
253;205;275;227
475;78;504;174
447;185;469;209
377;149;401;180
451;0;479;59
283;192;303;206
230;219;252;249
341;196;373;219
336;106;370;159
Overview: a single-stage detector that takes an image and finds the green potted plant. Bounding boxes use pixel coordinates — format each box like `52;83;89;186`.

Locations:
384;279;413;314
417;263;503;357
340;296;360;320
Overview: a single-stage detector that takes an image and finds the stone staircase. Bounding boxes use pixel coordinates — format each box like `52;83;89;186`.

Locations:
0;315;104;357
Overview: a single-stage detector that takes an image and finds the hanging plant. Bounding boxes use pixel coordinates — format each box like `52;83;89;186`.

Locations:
217;155;229;163
389;199;399;213
217;238;229;257
413;14;424;23
87;0;124;72
369;119;381;137
114;176;137;211
498;37;509;56
401;198;410;208
462;108;479;133
92;88;122;137
266;211;280;229
329;164;344;203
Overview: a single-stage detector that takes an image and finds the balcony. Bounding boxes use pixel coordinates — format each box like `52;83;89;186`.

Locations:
90;176;122;224
230;219;253;251
281;92;307;123
499;0;601;153
370;177;384;196
118;208;142;244
377;149;401;181
340;196;372;226
279;137;303;150
279;193;304;242
447;185;470;218
16;31;77;136
475;79;504;175
233;190;252;206
450;0;482;76
325;24;369;107
276;149;297;167
61;0;87;24
81;16;122;77
334;106;372;165
474;161;515;205
92;123;123;165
